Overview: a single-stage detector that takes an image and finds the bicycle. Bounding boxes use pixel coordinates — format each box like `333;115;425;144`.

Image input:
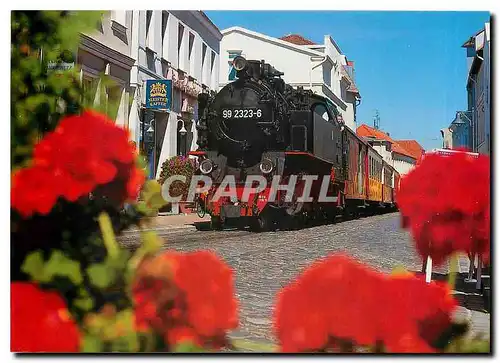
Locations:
194;195;207;218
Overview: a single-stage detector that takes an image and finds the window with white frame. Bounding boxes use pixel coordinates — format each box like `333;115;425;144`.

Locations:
188;32;195;73
201;43;207;84
228;51;242;81
146;11;152;40
111;11;127;28
161;11;169;49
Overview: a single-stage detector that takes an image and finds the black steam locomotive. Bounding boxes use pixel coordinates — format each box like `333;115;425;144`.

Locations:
191;57;398;231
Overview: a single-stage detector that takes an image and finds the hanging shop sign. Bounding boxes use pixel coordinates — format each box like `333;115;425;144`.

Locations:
145;79;172;110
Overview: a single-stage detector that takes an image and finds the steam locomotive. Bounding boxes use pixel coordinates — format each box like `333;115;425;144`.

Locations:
190;56;399;231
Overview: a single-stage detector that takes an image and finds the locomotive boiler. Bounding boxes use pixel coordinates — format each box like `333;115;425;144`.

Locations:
190;56;398;231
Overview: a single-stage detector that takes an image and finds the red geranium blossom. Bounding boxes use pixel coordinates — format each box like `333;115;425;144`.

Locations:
273;254;457;353
381;273;456;352
11;111;145;217
11;282;81;352
132;250;238;350
396;152;490;265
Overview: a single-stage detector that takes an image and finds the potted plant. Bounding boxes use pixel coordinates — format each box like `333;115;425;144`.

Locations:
158;155;197;214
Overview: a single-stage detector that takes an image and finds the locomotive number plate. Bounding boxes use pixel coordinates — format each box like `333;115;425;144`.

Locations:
222;108;263;119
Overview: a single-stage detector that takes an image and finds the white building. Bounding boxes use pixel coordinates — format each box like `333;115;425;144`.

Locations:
218;27;361;131
78;11;136;129
126;10;222;179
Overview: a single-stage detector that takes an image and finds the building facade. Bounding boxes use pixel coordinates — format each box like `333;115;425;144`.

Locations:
77;11;222;180
127;10;222;179
78;11;136;129
219;27;361;131
462;22;491;155
448;111;472;149
440;127;453;149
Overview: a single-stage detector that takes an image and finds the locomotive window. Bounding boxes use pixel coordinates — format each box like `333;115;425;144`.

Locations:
313;104;333;123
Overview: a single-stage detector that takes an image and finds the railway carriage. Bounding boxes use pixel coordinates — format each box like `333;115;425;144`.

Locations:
382;162;397;206
366;146;384;203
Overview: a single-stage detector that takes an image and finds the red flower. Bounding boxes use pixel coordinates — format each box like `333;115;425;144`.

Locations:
274;254;392;352
165;325;201;347
11;282;80;352
11;167;61;217
11;111;144;217
382;274;456;352
132;250;238;350
273;254;457;353
397;152;490;265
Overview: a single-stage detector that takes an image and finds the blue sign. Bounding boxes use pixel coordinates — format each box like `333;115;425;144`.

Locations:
145;79;172;110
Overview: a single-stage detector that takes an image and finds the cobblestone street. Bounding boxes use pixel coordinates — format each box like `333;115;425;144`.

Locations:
118;212;490;346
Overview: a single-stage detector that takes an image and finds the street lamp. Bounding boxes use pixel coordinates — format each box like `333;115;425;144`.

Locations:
146;120;155;134
178;118;187;135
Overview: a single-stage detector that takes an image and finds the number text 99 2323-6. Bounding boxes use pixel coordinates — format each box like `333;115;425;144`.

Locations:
222;109;263;119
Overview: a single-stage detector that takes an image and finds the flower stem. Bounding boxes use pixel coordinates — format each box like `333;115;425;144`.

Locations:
448;253;459;290
98;212;119;259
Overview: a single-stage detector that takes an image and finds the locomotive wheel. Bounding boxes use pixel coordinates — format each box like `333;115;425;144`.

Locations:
211;216;223;230
251;212;272;233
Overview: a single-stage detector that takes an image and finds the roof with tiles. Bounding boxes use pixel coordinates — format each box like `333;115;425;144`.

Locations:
394;140;425;161
279;34;317;46
356;124;417;160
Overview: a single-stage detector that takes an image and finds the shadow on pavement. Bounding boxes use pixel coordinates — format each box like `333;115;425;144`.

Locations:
194;221;212;231
409;271;490;314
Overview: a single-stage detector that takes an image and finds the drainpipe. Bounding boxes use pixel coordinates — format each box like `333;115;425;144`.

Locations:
310;56;328;89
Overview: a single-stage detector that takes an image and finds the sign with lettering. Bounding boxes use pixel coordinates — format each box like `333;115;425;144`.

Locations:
145;80;172;110
47;62;75;72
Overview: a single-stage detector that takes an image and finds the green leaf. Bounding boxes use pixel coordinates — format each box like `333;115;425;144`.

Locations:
21;250;45;281
74;296;94;311
141;180;167;210
149;193;168;210
74;288;94;311
135;201;150;215
141;231;162;255
44;250;83;284
172;341;206;353
136;154;147;170
106;249;131;269
87;263;116;289
98;212;119;258
81;334;103;353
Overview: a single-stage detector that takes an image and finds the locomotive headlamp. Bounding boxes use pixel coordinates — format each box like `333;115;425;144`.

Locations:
259;158;274;174
200;159;214;175
233;56;247;71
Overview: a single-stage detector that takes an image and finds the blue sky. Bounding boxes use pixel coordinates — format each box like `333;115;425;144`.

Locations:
205;11;490;150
